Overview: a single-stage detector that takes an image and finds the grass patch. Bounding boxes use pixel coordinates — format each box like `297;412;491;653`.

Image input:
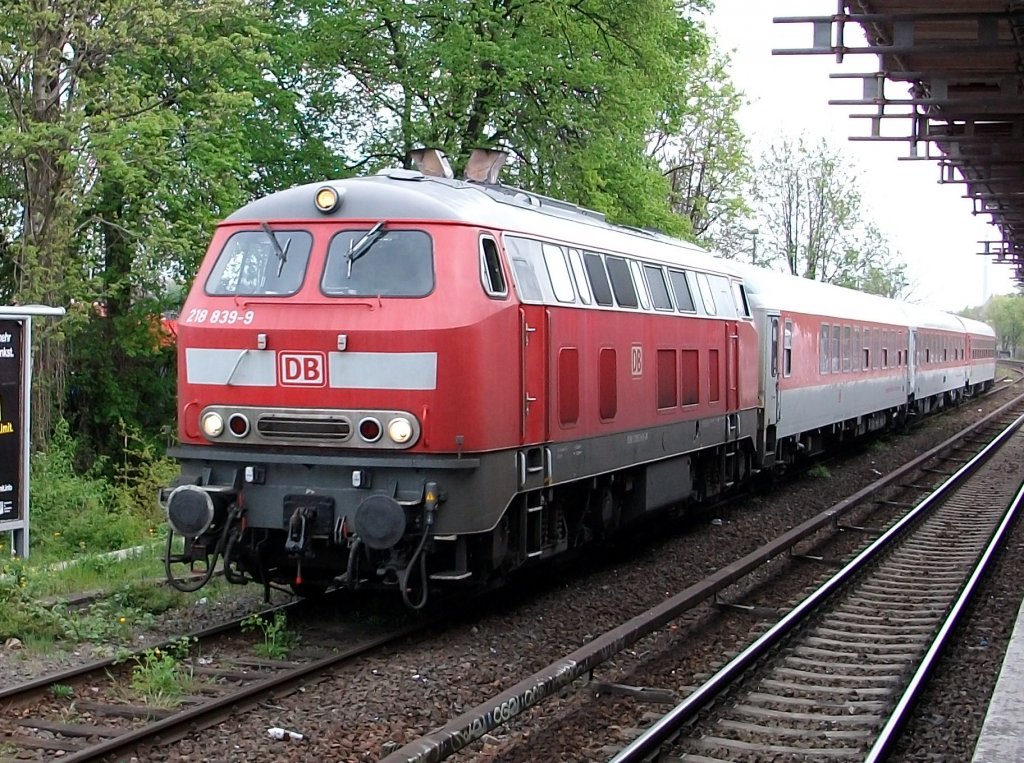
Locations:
807;463;832;479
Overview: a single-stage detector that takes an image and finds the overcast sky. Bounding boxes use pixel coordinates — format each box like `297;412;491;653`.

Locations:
705;1;1016;311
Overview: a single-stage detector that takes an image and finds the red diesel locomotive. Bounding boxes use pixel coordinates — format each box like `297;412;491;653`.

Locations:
162;149;996;607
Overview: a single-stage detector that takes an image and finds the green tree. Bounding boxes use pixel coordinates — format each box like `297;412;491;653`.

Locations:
984;294;1024;356
653;47;752;247
300;0;711;233
751;135;909;297
0;0;303;456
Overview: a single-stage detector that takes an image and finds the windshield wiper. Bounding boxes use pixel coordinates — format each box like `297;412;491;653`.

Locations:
260;221;291;276
347;221;387;276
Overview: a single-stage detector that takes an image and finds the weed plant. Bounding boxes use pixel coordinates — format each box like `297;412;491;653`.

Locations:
121;636;196;707
241;612;297;659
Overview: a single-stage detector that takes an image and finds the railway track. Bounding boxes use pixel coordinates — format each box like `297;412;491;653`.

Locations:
379;390;1024;763
0;596;424;762
609;409;1024;762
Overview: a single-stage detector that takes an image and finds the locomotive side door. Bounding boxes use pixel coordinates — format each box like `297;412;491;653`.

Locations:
726;320;740;412
520;305;549;444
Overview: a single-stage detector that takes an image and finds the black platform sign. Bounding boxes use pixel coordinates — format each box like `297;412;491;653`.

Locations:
0;319;23;522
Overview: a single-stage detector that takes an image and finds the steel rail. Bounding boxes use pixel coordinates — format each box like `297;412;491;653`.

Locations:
0;598;298;707
378;394;1024;763
607;410;1024;763
865;476;1024;762
56;615;433;762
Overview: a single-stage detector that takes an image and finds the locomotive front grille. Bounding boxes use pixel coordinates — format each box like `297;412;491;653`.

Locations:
257;414;353;441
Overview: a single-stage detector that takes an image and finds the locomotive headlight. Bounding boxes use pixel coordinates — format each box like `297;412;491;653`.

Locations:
314;186;340;213
387;416;414;444
200;411;225;438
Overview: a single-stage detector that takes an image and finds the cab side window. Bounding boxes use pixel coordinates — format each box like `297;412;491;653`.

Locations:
480;236;507;298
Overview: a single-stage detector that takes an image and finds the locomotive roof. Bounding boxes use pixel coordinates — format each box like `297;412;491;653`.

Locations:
226;170;739;278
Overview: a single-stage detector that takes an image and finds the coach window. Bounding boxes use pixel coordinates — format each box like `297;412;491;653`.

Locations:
542;243;576;303
322;229;433;297
583;252;614;306
567;249;592;305
606;256;639;308
629;260;651;309
696;273;717;315
820;324;830;374
842;325;852;372
853;327;861;371
208;230;312;296
783;319;793;377
862;328;870;369
644;264;673;311
480;237;507;298
831;324;840;373
668;269;696;312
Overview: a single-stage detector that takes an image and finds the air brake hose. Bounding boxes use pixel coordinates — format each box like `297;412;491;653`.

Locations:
399;505;435;611
164;505;241;592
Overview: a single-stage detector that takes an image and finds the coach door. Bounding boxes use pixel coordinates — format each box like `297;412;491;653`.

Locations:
520;306;549;444
764;313;780;426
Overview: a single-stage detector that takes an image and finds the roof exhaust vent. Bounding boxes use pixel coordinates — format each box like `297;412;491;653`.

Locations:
409;148;454;179
464;148;507;184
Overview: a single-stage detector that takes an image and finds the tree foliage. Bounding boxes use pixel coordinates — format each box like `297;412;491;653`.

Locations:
749;135;910;298
982;294;1024;356
652;47;751;246
0;0;749;467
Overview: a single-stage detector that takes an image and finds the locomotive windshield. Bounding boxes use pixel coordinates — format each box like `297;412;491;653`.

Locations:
322;229;434;297
205;229;312;296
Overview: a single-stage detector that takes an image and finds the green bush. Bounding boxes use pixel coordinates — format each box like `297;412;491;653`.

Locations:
29;419;154;559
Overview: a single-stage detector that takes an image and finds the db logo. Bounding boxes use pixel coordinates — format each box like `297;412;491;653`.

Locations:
631;345;643;377
279;352;326;386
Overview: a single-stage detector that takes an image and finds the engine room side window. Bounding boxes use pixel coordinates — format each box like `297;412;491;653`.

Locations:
480;236;507;298
668;269;695;312
322;229;433;297
505;236;552;303
583;252;615;306
628;260;650;309
542;243;577;303
707;274;736;317
568;249;593;305
606;255;638;308
644;265;674;311
696;273;717;316
206;230;312;296
734;281;751;318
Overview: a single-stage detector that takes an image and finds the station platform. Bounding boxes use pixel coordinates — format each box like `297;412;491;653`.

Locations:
972;596;1024;762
